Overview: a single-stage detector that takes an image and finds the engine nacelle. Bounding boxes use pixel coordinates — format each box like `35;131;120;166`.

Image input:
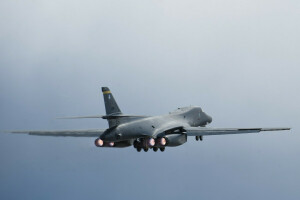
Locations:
95;138;104;147
164;134;187;147
95;138;132;148
134;138;155;149
156;137;167;147
143;138;155;147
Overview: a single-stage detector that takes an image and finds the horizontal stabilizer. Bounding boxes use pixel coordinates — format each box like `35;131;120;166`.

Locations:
57;115;104;119
57;115;150;119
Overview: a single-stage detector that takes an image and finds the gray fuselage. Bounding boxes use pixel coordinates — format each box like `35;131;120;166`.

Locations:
100;106;212;142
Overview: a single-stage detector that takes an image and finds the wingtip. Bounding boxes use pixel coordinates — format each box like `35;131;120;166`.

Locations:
261;127;292;131
1;130;10;133
1;130;28;134
56;117;70;119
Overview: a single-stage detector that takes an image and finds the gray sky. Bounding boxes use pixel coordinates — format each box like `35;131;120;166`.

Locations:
0;0;299;199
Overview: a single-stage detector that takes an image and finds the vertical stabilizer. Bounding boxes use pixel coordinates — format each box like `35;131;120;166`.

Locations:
102;87;122;115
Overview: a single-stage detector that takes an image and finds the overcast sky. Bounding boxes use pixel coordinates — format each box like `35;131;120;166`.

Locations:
0;0;299;199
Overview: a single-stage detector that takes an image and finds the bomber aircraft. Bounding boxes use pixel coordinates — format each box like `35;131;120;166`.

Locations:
9;87;290;152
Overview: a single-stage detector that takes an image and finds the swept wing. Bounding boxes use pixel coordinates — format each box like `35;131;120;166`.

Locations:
8;129;105;137
184;127;291;136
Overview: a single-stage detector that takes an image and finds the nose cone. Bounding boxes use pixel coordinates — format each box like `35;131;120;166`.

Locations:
207;115;212;123
203;112;212;124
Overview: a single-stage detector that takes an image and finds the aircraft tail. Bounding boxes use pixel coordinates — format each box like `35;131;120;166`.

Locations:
102;87;122;115
57;87;148;128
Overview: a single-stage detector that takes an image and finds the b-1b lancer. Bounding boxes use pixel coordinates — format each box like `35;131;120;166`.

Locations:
10;87;290;152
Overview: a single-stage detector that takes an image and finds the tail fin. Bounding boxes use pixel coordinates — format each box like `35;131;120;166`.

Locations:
102;87;122;115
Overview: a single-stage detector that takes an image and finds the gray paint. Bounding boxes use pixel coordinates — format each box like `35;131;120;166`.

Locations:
102;87;122;115
9;87;289;152
0;0;299;199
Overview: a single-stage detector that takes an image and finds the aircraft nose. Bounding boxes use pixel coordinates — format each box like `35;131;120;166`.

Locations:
207;115;212;123
204;113;212;124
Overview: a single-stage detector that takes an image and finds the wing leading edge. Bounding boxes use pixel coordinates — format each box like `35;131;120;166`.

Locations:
184;127;291;136
8;129;105;137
